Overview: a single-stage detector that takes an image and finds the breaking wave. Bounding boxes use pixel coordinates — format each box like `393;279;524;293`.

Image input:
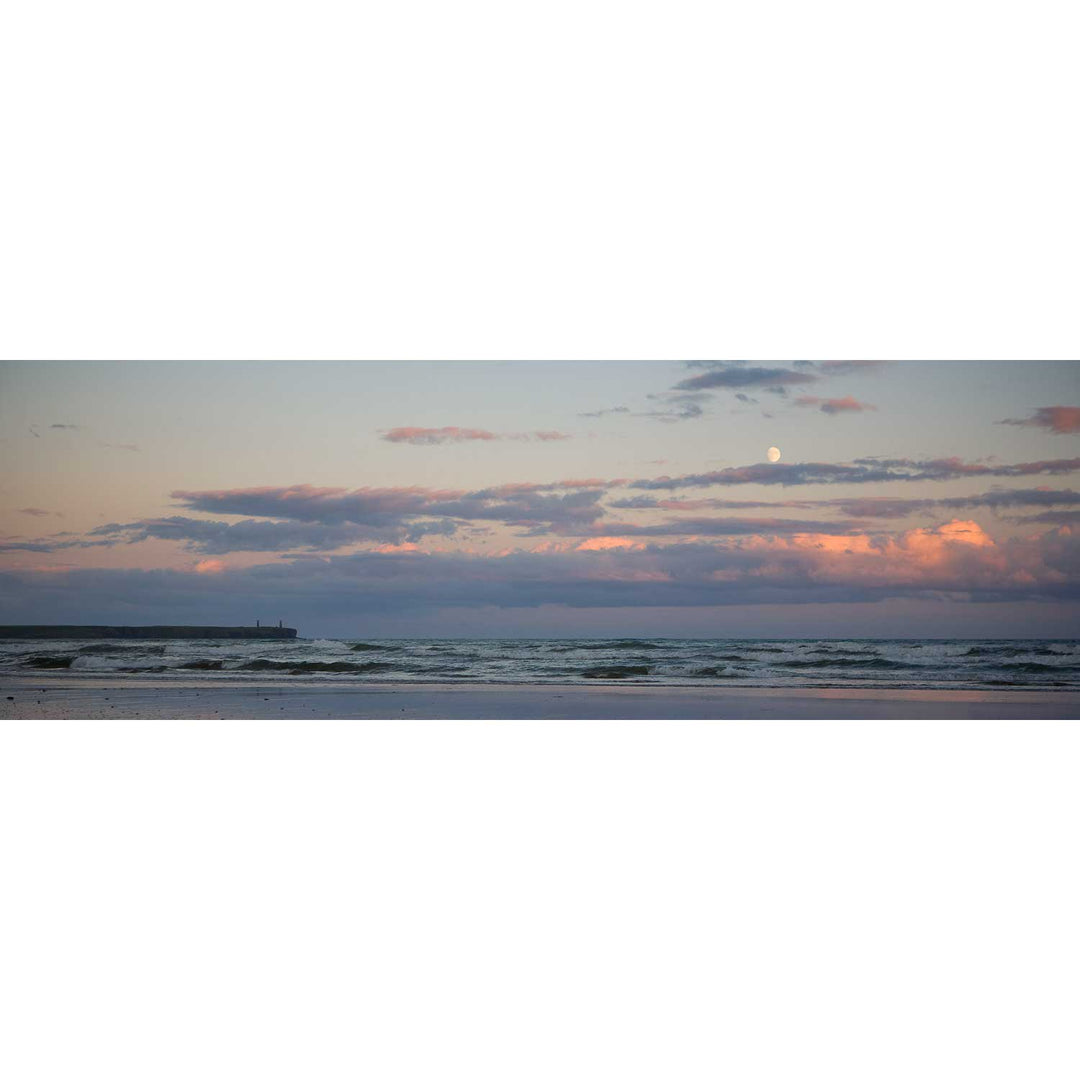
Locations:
580;665;651;679
23;655;75;669
690;667;743;678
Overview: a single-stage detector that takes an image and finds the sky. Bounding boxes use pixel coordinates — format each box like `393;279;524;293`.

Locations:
1;359;1078;637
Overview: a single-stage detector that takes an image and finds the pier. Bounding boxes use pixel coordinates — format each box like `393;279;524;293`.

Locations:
0;625;298;640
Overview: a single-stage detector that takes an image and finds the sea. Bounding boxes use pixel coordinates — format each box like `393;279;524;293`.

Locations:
3;637;1080;691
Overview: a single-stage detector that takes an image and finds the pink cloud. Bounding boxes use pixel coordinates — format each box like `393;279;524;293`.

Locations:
575;537;647;552
999;406;1080;434
6;518;1077;621
795;395;877;414
381;426;572;444
559;477;620;488
382;426;499;444
734;519;1013;589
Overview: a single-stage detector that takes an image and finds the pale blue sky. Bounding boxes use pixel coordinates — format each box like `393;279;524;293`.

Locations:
2;360;1075;511
1;360;1078;635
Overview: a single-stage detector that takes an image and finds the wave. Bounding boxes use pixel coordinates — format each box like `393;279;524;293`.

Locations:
964;646;1023;657
580;665;650;679
239;659;401;674
349;643;403;652
78;643;167;656
690;667;742;678
994;662;1076;674
803;648;877;657
23;655;75;668
777;658;912;670
574;641;665;651
964;645;1074;658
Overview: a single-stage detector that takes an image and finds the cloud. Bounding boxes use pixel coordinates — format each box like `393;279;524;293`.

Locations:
575;516;858;538
20;470;1080;562
382;427;497;443
821;497;935;518
638;392;710;422
25;423;83;439
15;465;1080;568
579;406;631;418
170;482;610;536
945;488;1080;513
98;442;140;452
814;360;887;376
610;488;1080;520
659;361;885;417
583;393;710;424
794;395;877;414
172;484;450;523
675;363;819;392
630;456;1080;490
3;520;1075;625
18;507;63;518
573;537;647;552
586;360;884;427
88;515;434;554
998;406;1080;434
0;536;116;553
381;426;572;444
1010;510;1080;526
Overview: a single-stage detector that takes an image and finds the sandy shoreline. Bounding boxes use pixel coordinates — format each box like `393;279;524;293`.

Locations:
3;679;1079;719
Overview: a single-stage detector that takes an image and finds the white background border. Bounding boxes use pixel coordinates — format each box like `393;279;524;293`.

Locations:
2;0;1077;360
2;1;1079;1077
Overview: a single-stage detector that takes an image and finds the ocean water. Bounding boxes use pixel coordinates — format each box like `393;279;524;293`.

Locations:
2;637;1079;690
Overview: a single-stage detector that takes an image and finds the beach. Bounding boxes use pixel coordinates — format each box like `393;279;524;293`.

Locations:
4;680;1079;719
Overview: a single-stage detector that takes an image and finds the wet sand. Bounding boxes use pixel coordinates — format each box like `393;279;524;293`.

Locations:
3;680;1079;719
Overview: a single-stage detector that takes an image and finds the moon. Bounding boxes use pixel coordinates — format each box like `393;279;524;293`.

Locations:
767;446;781;463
